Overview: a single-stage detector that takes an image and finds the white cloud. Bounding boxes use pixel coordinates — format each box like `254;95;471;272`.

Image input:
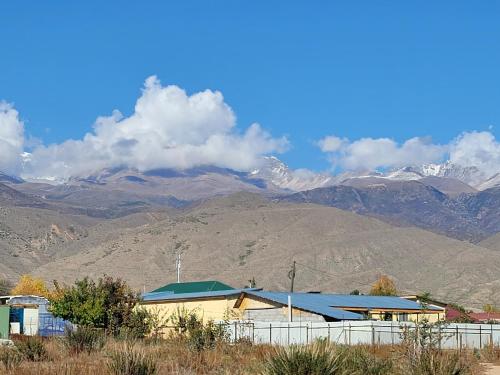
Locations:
449;131;500;177
20;76;288;180
0;102;25;175
317;135;347;152
318;135;447;171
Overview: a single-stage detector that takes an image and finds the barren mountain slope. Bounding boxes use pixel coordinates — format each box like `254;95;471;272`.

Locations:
480;234;500;252
0;206;97;279
32;193;500;307
0;206;172;281
280;181;491;242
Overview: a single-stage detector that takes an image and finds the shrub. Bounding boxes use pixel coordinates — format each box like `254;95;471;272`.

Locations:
118;308;152;340
0;347;23;371
397;350;472;375
338;346;393;375
64;326;106;354
16;336;48;361
187;320;229;351
262;340;340;375
169;307;229;351
50;276;141;336
397;320;473;375
108;345;157;375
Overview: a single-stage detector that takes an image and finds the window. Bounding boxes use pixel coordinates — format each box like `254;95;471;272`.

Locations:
398;313;409;322
383;312;393;321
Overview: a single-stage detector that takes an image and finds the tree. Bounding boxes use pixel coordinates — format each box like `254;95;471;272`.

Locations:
483;304;500;313
369;275;397;296
0;279;12;295
10;275;50;297
49;275;149;336
245;277;257;288
350;289;361;295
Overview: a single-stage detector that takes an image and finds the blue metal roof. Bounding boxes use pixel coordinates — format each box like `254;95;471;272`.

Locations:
246;291;363;320
247;291;442;312
142;288;260;302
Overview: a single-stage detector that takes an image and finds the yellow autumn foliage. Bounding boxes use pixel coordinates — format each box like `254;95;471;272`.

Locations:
10;275;50;298
369;275;397;296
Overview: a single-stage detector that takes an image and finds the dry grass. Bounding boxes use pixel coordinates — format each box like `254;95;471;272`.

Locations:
479;344;500;366
0;337;493;375
0;337;273;375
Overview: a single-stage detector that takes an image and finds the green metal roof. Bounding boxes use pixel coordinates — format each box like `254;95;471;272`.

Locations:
150;281;234;294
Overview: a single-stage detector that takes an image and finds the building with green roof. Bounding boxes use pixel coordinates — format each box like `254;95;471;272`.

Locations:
150;280;234;294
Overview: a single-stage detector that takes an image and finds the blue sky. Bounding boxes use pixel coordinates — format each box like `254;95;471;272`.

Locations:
1;1;500;174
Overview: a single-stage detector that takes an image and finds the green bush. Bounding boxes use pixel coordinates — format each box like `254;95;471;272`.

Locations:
64;326;106;354
187;320;229;351
118;308;152;340
169;307;229;351
16;336;48;361
108;345;157;375
263;340;340;375
50;276;142;336
0;347;23;371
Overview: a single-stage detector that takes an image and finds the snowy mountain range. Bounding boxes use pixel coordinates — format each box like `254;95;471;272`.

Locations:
3;156;500;195
252;157;499;192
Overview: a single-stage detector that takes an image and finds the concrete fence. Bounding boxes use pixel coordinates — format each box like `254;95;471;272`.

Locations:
226;320;500;349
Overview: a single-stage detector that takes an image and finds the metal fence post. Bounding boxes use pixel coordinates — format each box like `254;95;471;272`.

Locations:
438;324;442;350
328;323;331;342
269;323;272;344
371;322;375;346
479;325;482;349
234;321;238;343
491;324;494;347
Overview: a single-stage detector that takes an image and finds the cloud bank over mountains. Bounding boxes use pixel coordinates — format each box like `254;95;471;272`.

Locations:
2;76;288;181
1;76;500;182
318;131;500;178
317;135;447;171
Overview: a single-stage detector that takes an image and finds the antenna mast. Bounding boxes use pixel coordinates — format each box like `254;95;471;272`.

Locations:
176;253;181;283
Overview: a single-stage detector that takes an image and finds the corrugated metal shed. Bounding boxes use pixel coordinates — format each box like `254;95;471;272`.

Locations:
142;288;260;302
247;291;442;311
151;281;235;294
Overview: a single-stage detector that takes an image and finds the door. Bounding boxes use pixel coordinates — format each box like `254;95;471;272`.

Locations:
23;308;38;336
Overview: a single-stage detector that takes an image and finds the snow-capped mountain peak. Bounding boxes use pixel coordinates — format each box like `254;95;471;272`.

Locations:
250;156;333;191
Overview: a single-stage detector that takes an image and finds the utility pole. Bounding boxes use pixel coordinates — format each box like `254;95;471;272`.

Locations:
288;261;296;293
176;253;181;283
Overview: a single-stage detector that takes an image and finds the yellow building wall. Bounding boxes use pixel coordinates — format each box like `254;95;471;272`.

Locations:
141;296;242;326
369;311;445;323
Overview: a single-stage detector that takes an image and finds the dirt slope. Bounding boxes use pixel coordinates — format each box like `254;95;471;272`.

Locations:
30;193;500;307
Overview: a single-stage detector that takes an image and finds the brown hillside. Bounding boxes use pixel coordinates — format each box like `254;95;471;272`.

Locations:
30;193;500;307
